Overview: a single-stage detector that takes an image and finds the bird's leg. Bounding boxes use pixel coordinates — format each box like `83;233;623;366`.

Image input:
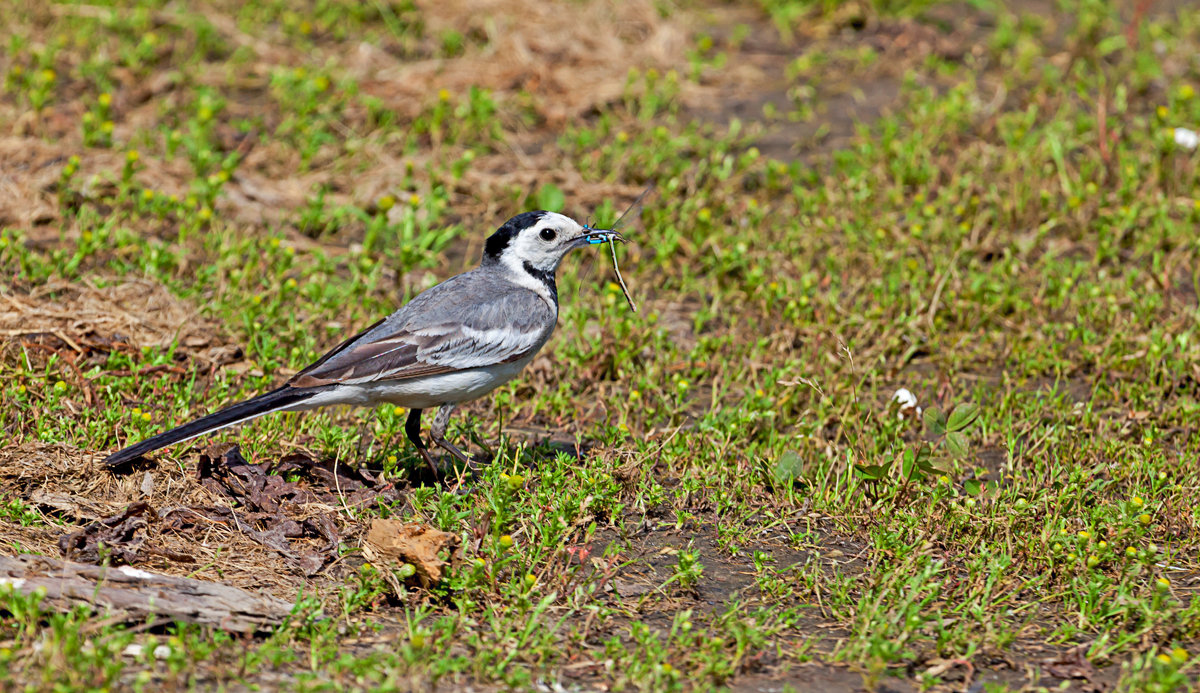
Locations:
430;404;473;465
405;408;440;476
430;404;478;492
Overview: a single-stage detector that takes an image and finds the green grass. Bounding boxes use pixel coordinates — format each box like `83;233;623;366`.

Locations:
2;0;1200;690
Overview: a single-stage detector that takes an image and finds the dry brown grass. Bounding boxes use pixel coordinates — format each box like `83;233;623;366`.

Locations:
0;441;378;599
0;278;231;359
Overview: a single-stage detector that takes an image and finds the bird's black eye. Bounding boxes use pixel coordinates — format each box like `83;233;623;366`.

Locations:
539;227;557;242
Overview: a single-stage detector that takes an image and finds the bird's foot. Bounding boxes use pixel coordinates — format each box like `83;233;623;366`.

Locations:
415;448;480;491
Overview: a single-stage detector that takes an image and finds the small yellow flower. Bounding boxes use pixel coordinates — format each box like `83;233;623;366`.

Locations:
1078;530;1089;540
141;412;151;422
1157;105;1169;118
40;68;56;83
126;150;139;163
378;195;395;211
393;406;404;417
499;535;514;550
1157;576;1171;589
410;632;426;649
438;88;450;102
1179;84;1196;100
98;93;112;107
1172;648;1188;663
132;407;142;416
53;380;67;393
1126;546;1137;558
1138;513;1152;526
198;206;213;221
1097;541;1107;549
299;20;313;35
141;189;154;201
1086;555;1099;568
409;193;420;206
523;573;537;588
101;121;114;134
386;455;397;464
1132;496;1144;507
1157;653;1173;665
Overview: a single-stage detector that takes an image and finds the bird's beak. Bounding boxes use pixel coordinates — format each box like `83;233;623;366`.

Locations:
574;228;625;248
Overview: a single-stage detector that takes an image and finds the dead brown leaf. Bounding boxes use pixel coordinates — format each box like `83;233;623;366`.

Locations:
1044;646;1103;688
362;518;460;586
57;501;172;564
194;445;340;575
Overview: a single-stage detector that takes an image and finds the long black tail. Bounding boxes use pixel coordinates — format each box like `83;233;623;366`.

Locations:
104;386;324;467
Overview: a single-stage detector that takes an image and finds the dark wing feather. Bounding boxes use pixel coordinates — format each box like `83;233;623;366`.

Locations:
289;272;555;388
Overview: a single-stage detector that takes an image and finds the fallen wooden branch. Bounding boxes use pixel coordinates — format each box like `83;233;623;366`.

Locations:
0;554;294;631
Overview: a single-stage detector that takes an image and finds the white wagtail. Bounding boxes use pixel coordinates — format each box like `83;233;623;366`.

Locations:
104;211;623;471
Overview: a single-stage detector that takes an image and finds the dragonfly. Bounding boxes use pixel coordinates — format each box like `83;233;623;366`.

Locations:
580;183;654;313
582;183;655;244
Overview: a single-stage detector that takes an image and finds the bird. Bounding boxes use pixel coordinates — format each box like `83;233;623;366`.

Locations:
104;210;623;472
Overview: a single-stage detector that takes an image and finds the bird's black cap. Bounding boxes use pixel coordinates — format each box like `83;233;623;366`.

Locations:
484;210;546;260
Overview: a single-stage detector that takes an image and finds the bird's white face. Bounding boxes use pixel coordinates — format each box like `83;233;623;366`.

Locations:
505;211;588;273
483;210;594;277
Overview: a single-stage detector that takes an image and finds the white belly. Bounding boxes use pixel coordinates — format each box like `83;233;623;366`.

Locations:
287;353;537;411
